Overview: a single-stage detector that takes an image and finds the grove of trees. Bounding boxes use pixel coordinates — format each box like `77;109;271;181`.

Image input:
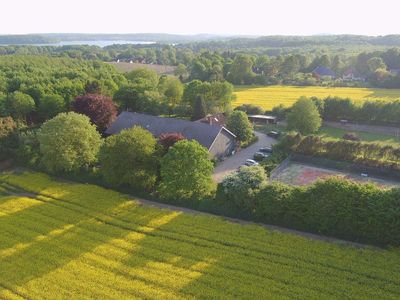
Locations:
2;40;400;88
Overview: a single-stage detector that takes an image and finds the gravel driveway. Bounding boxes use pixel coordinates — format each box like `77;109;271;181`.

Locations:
213;131;277;182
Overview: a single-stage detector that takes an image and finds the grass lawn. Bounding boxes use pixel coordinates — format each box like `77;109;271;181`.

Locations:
234;85;400;110
0;170;399;299
255;123;400;144
318;126;400;144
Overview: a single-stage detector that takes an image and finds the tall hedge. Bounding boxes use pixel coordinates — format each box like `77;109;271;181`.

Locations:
218;177;400;246
281;133;400;172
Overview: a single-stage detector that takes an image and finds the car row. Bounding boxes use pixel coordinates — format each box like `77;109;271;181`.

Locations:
243;145;274;167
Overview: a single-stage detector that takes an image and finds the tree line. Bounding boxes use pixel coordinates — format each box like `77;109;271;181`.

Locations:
269;96;400;127
0;55;236;124
2;44;400;88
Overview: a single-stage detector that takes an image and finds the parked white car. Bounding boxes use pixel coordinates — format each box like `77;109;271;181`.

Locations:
245;159;259;166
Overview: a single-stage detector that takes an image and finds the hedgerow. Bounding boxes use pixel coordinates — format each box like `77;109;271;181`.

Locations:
218;176;400;246
281;133;400;172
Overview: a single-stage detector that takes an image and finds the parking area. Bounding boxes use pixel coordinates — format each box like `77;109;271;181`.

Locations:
213;131;277;182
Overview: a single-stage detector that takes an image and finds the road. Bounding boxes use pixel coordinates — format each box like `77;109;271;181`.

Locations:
213;131;277;182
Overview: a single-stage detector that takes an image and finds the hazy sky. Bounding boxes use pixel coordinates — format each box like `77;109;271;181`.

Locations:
1;0;399;36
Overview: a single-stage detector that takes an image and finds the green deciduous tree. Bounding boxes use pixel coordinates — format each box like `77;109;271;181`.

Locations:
227;54;255;85
287;97;322;135
38;94;66;121
158;140;214;201
158;75;183;108
191;96;207;121
367;57;387;74
226;110;253;142
38;112;102;173
99;126;159;191
0;116;18;160
4;91;35;120
125;68;159;87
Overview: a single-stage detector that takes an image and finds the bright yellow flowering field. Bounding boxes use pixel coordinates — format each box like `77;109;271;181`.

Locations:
234;85;400;110
0;171;399;299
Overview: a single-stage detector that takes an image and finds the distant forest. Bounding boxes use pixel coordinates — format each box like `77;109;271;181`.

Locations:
1;34;400;88
3;33;400;47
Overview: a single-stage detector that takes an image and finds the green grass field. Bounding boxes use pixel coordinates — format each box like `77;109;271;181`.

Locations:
256;123;400;145
1;171;399;299
234;85;400;110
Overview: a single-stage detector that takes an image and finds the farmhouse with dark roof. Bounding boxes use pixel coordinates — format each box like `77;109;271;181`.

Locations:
106;112;237;158
312;66;336;79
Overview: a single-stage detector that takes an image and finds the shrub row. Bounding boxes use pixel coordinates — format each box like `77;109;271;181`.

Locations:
281;133;400;172
218;176;400;246
319;97;400;126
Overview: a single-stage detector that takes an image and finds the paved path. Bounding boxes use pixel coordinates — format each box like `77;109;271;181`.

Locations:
213;131;277;182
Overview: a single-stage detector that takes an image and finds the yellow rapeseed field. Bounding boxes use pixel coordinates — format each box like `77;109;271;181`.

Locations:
0;171;399;299
234;85;400;110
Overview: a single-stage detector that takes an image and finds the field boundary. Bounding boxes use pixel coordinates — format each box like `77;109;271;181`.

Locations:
136;197;376;249
0;173;376;249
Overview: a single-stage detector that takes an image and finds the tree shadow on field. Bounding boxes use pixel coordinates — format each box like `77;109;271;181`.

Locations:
0;170;290;298
0;172;170;297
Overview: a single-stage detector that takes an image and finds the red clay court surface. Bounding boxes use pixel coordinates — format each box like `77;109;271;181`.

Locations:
273;162;399;188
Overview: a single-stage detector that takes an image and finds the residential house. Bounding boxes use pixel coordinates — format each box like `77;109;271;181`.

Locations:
106;112;237;158
312;66;336;80
195;113;226;126
342;68;366;81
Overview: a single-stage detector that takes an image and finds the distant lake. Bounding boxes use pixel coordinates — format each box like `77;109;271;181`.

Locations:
3;40;156;47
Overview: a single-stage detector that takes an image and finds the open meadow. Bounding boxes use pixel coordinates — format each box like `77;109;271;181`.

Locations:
234;85;400;110
0;171;399;299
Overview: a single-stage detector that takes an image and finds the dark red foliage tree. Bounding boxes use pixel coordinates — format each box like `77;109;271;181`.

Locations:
72;94;117;132
158;132;185;152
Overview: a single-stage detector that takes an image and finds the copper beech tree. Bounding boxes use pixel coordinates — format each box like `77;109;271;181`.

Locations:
72;94;117;132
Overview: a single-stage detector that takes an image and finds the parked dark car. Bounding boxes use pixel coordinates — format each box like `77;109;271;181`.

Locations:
267;131;280;139
259;146;273;153
253;152;269;161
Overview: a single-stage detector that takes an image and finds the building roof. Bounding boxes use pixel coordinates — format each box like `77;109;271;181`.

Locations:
105;111;236;150
195;113;226;126
248;115;277;120
389;69;400;75
312;66;336;77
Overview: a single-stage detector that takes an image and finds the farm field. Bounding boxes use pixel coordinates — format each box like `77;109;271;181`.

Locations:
108;62;177;74
272;162;399;187
0;171;400;299
234;85;400;110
